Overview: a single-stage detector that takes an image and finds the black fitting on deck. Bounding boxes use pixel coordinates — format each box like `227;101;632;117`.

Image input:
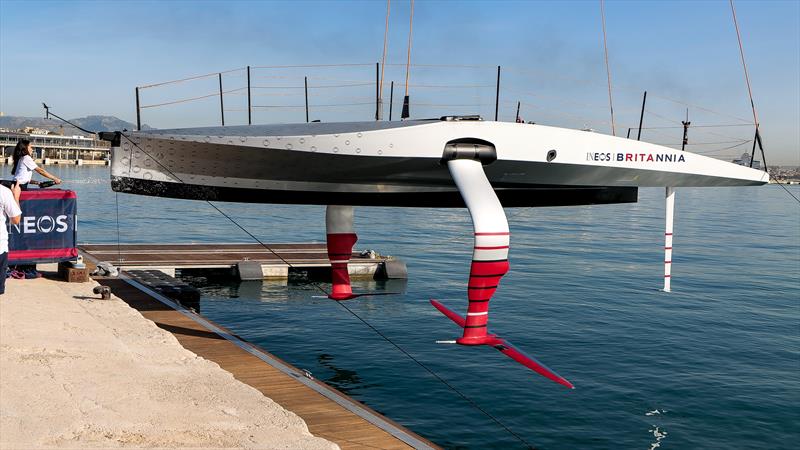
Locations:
98;131;122;147
440;138;497;165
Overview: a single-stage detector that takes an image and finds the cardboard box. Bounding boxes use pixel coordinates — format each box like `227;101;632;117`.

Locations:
58;263;88;283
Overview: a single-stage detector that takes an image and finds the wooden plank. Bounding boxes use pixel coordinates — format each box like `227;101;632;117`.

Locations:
99;278;437;450
79;243;386;271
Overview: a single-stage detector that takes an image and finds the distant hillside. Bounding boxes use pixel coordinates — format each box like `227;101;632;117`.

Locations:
0;115;152;135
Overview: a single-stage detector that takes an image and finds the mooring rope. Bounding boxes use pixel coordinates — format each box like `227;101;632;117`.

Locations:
138;67;246;90
140;89;246;109
772;180;800;204
729;0;759;128
115;191;122;265
334;300;535;449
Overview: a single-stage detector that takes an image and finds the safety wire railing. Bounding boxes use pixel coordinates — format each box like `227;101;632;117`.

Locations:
133;62;761;163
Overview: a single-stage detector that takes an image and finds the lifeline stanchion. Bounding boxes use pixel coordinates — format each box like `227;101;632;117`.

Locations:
389;81;394;121
637;91;646;140
494;65;500;121
135;87;141;131
304;76;309;123
247;66;252;125
218;73;225;126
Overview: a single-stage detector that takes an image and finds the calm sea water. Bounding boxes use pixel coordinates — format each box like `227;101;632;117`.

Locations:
51;166;799;449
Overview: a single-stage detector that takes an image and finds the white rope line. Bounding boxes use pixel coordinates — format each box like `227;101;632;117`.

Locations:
403;0;415;97
138;67;246;89
379;0;391;110
730;0;759;127
251;63;374;69
140;87;247;109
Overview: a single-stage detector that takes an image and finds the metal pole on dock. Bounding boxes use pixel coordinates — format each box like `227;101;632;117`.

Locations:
218;73;225;126
637;90;647;140
495;65;501;121
389;81;394;121
247;66;252;125
304;76;309;123
375;62;380;121
135;87;141;131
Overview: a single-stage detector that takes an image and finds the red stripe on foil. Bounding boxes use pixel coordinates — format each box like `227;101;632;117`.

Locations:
665;232;673;236
474;232;510;236
474;245;509;250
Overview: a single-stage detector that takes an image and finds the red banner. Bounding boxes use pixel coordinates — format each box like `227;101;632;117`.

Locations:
8;189;78;264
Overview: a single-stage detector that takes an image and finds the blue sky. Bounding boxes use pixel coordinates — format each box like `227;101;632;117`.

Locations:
1;0;798;164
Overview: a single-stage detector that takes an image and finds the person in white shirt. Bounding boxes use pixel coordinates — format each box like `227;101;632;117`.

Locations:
0;183;22;295
11;139;61;190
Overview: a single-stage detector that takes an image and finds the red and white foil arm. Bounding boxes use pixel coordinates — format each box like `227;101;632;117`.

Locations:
433;158;573;389
326;205;357;301
447;158;510;344
664;187;675;292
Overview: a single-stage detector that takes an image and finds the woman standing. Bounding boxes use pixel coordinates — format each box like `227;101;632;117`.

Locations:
11;139;61;190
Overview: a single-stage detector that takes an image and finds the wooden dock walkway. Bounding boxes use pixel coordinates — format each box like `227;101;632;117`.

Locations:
80;243;405;279
95;274;436;450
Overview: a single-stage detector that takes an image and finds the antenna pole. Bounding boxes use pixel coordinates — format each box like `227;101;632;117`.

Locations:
600;0;616;136
515;101;521;123
681;109;690;151
636;90;646;140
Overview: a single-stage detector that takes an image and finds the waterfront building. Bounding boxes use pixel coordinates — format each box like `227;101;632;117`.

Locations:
0;128;110;165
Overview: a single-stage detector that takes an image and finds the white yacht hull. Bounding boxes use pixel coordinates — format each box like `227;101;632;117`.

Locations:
109;119;768;207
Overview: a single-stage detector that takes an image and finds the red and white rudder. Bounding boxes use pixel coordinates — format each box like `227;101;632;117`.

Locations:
430;158;573;389
326;205;357;301
664;187;675;292
448;159;510;345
